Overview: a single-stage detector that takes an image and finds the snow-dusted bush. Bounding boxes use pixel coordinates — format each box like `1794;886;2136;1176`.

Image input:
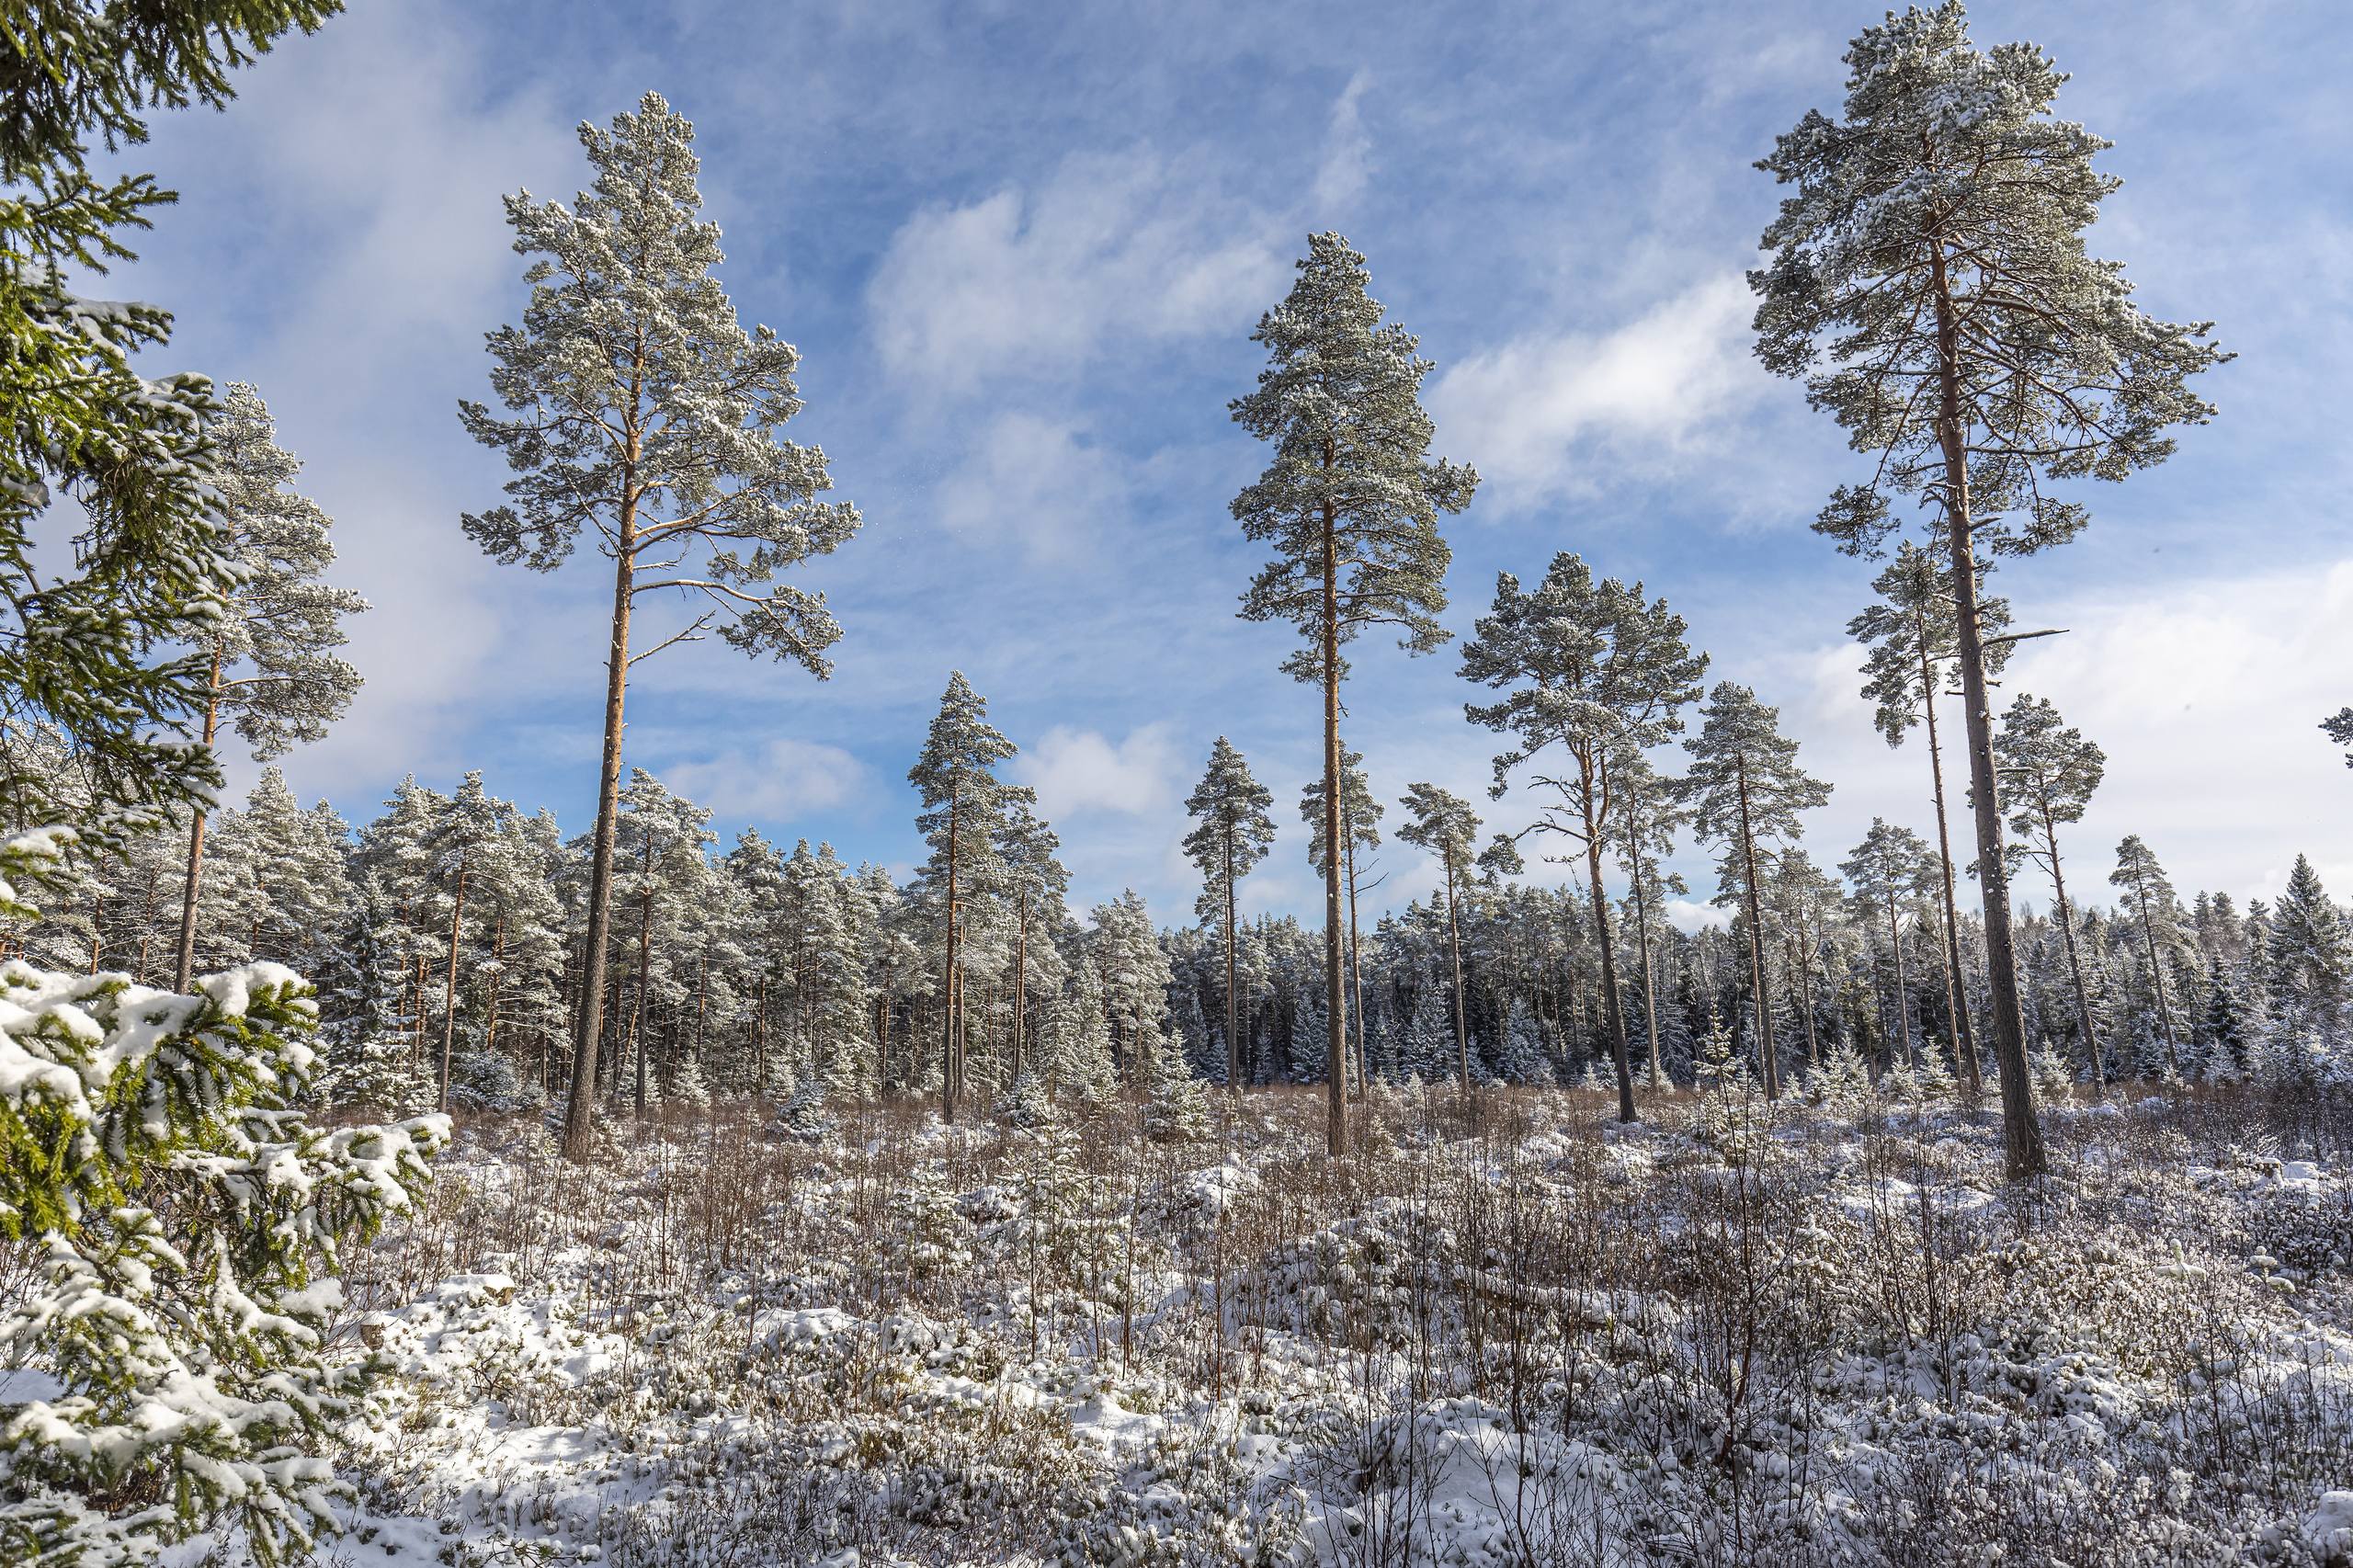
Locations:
0;827;447;1565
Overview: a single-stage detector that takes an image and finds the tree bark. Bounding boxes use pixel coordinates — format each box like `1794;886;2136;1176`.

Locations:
1223;821;1241;1093
1319;491;1347;1157
1915;608;1982;1093
940;788;961;1122
172;643;224;992
563;496;636;1160
1931;244;2045;1179
1344;829;1368;1098
1580;757;1637;1121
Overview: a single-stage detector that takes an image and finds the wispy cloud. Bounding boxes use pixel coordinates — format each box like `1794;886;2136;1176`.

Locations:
1430;274;1769;509
1014;723;1183;821
867;150;1285;396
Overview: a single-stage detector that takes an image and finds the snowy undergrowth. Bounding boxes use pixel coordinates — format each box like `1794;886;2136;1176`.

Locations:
163;1084;2353;1565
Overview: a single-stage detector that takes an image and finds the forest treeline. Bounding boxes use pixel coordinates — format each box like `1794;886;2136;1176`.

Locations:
12;696;2349;1131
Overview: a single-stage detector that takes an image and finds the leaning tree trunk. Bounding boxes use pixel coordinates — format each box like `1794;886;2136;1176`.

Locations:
172;643;225;992
1931;247;2045;1180
1580;762;1637;1121
1915;608;1983;1093
1623;798;1665;1090
563;455;638;1160
1318;492;1347;1157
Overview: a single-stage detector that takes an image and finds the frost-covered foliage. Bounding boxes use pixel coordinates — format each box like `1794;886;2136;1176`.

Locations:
0;828;447;1564
307;1075;2353;1566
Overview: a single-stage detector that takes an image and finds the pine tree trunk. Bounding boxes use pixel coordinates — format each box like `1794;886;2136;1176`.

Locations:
1344;831;1368;1099
438;850;469;1111
1446;857;1471;1103
563;476;637;1159
1733;756;1780;1099
940;788;961;1123
632;879;654;1118
1624;801;1664;1090
1580;760;1637;1121
1931;247;2045;1179
1916;613;1982;1092
1318;491;1347;1157
172;645;224;992
1224;821;1241;1092
2045;808;2103;1091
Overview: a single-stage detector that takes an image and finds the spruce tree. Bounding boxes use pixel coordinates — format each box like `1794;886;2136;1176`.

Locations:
1754;2;2224;1179
1182;736;1275;1093
460;92;860;1160
2109;834;2187;1076
170;382;365;989
1849;541;2011;1089
1460;553;1707;1121
2266;855;2348;1036
0;5;340;865
1395;783;1486;1101
0;825;444;1566
1231;232;1476;1154
1301;744;1382;1096
1682;682;1830;1100
1995;693;2107;1086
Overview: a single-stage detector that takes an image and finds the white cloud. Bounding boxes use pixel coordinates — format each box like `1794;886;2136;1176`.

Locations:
1015;722;1182;820
1312;71;1374;212
934;413;1128;559
868;150;1285;395
1429;274;1768;509
657;738;868;824
1777;558;2353;911
1665;897;1730;933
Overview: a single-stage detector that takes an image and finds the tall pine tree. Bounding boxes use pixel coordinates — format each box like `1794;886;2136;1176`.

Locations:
1231;233;1476;1154
460;92;860;1158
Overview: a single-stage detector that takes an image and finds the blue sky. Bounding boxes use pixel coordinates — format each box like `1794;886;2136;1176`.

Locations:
106;0;2352;927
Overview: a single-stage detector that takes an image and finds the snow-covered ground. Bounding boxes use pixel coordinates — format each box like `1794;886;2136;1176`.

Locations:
165;1084;2353;1565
